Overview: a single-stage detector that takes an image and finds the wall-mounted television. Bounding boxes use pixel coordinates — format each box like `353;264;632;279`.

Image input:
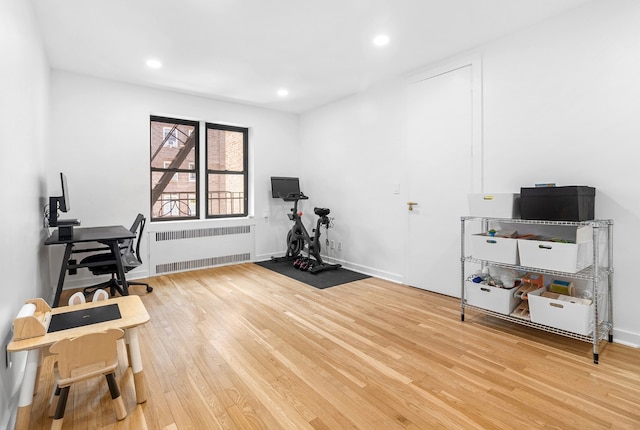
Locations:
271;177;301;200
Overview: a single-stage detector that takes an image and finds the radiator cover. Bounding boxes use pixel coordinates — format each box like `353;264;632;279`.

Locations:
147;222;255;275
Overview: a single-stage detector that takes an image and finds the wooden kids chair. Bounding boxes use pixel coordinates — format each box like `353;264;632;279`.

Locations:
48;328;127;429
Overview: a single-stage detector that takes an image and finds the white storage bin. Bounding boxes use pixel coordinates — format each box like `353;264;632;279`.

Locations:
517;239;592;273
470;234;519;265
528;289;593;335
468;193;520;218
465;281;521;315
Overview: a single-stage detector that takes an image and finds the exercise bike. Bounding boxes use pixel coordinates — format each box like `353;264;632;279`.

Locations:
273;191;341;274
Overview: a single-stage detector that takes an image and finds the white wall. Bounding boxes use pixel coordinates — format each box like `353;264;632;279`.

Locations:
0;0;50;427
299;81;408;281
299;0;640;345
48;71;300;289
481;0;640;346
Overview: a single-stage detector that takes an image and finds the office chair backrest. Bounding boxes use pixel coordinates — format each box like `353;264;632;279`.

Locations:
121;213;145;269
132;213;145;261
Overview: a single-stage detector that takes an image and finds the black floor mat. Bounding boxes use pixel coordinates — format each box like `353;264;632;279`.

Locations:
255;259;370;289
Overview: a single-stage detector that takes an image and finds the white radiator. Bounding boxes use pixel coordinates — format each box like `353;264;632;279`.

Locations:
147;220;255;276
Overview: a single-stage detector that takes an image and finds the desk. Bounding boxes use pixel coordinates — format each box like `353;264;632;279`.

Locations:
7;295;151;430
45;225;135;307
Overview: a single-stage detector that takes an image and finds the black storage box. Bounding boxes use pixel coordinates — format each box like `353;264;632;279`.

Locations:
520;186;595;221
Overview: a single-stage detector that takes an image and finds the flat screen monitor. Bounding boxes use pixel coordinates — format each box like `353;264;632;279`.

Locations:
59;172;70;212
49;172;71;227
271;177;300;199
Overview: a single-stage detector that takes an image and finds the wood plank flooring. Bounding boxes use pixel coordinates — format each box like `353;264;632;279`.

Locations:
27;263;640;429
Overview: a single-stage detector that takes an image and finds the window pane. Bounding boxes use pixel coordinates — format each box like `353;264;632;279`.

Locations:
151;121;196;169
150;116;199;221
151;172;197;219
207;128;244;171
207;174;245;216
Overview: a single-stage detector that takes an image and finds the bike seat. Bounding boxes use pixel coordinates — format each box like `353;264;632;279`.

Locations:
314;207;330;217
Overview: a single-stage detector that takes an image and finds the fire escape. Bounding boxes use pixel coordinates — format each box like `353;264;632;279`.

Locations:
150;125;195;215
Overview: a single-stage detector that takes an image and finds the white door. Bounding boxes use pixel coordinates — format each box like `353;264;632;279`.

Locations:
406;65;475;297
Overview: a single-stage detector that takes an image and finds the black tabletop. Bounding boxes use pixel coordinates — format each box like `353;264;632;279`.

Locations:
45;225;134;245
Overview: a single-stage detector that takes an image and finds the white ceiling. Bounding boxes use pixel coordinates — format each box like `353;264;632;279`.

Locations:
31;0;593;113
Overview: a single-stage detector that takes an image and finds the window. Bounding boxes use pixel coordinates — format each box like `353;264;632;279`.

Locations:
206;123;248;218
162;127;178;148
150;117;249;221
150;116;199;221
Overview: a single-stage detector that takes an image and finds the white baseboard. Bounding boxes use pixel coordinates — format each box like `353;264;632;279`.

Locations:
326;258;404;284
255;252;278;262
612;327;640;348
56;270;151;295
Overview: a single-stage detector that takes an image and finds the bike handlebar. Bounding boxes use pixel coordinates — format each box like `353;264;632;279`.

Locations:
282;192;308;201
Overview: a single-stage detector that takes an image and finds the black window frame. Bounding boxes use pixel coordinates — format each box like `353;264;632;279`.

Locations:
150;115;200;222
205;122;249;218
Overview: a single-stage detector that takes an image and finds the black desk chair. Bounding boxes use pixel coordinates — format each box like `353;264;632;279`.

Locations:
81;213;153;298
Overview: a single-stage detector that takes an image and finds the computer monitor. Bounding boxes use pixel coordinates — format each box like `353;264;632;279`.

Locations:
59;172;70;212
271;177;300;199
49;172;73;227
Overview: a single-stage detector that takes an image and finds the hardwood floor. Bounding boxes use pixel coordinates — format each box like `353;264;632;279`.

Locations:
28;263;640;429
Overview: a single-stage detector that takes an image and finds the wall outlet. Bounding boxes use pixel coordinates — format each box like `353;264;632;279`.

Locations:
337;241;342;251
330;240;335;249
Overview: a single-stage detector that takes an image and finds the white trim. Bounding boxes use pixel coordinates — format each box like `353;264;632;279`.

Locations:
612;328;640;348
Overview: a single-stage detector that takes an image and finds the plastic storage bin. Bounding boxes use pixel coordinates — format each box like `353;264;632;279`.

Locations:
465;281;521;315
517;226;593;273
470;234;519;265
468;193;520;218
528;289;593;335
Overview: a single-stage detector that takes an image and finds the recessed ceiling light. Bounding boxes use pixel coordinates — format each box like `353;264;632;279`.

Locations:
373;34;390;47
277;89;289;97
146;59;162;69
